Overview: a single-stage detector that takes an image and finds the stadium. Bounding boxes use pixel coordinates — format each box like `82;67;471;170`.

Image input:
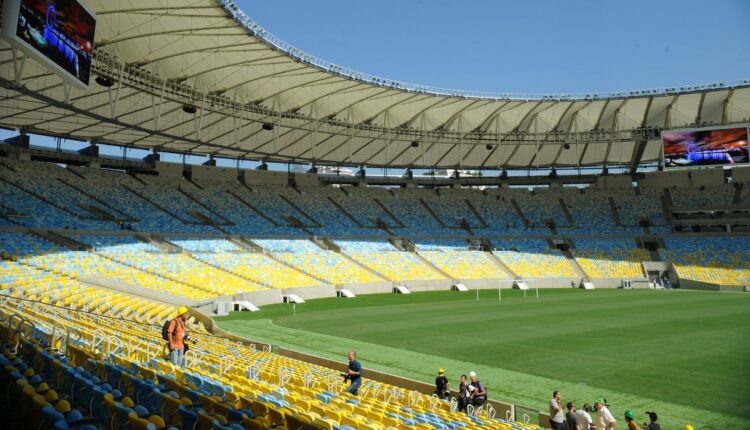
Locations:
0;1;749;430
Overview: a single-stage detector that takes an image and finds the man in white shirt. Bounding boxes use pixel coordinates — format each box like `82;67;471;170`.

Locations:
577;403;595;430
595;398;616;430
549;390;565;430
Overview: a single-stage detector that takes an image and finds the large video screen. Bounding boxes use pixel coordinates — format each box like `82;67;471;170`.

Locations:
10;0;96;87
663;127;749;169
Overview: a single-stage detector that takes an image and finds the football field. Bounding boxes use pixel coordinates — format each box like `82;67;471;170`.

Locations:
214;289;750;430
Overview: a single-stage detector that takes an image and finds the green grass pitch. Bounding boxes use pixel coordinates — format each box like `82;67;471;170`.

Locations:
214;288;750;430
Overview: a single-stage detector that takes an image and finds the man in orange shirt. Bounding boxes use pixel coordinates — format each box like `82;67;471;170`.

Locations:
167;306;189;367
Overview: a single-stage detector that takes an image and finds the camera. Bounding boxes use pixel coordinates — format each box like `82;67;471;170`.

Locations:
340;373;350;382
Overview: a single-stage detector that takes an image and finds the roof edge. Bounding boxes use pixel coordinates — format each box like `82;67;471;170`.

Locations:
217;0;750;101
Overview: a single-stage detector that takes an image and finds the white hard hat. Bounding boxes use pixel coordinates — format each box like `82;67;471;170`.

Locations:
469;371;477;377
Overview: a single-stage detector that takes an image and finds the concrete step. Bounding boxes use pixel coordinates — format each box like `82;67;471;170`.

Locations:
487;252;518;279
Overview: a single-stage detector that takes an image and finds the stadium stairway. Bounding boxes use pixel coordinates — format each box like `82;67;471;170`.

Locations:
485;250;519;279
261;250;332;285
464;198;490;229
29;229;91;251
413;251;455;280
187;211;230;233
247;238;332;285
56;177;135;222
228;237;264;252
646;244;663;262
307;237;338;252
607;196;623;227
388;238;414;252
325;196;366;228
185;252;275;289
660;189;674;225
135;234;181;253
559;245;590;280
0;175;111;226
276;193;323;229
558;198;576;228
372;197;407;229
122;184;192;226
418;199;450;230
336;251;389;281
244;184;313;227
510;199;531;228
177;186;235;226
225;189;282;228
732;182;745;206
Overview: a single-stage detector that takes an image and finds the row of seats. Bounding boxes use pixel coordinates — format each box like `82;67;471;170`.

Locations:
662;236;750;285
0;283;543;430
250;240;384;285
670;184;736;209
570;239;648;278
95;248;263;296
0;162;112;230
0;260;180;326
493;240;576;278
337;241;445;282
193;252;319;289
419;250;508;280
0;233;196;327
330;187;400;231
171;239;244;253
420;190;486;229
563;189;640;234
13;231;750;294
184;181;289;235
413;241;509;280
0;158;712;236
68;165;207;233
512;189;571;229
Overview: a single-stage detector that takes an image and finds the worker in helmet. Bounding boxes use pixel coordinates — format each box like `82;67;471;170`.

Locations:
167;306;190;367
624;410;640;430
435;368;450;400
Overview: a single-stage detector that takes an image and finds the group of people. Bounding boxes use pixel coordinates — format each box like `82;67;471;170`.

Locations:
549;391;663;430
434;369;487;413
342;357;489;415
162;312;689;430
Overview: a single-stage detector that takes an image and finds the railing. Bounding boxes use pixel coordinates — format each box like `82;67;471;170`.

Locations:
88;51;744;148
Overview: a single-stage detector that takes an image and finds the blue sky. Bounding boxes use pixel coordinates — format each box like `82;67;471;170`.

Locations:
238;0;750;95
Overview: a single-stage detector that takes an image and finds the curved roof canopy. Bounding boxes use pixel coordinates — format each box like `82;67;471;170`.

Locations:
1;0;749;168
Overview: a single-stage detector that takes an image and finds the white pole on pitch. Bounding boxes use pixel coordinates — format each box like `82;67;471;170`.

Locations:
476;287;479;302
498;280;502;302
536;286;539;299
293;303;296;317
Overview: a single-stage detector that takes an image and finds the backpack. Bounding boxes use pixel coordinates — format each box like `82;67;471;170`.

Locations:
475;380;487;399
162;319;173;341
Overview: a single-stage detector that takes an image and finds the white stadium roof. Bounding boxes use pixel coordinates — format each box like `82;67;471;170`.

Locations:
1;0;749;169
